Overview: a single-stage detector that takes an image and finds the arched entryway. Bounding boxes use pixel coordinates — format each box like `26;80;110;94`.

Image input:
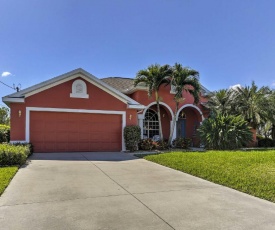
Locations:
176;104;204;147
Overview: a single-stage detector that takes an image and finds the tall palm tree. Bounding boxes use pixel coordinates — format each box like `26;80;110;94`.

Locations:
168;63;200;146
134;64;172;140
234;81;270;129
259;89;275;139
204;89;235;116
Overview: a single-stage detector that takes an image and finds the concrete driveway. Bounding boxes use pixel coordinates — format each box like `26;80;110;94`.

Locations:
1;152;275;230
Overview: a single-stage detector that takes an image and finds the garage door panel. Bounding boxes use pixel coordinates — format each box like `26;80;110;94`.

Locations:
30;111;122;152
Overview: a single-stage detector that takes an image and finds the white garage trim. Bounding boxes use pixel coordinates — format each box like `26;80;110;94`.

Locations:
26;107;126;151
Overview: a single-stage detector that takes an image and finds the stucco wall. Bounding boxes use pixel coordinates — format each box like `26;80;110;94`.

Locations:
9;77;138;141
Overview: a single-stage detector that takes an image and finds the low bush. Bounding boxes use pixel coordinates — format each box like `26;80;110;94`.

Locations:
11;142;34;156
0;143;32;166
124;126;141;152
172;137;192;149
258;138;275;147
155;139;169;150
139;138;156;151
0;124;10;143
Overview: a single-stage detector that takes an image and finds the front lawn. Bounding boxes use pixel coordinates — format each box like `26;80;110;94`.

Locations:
143;150;275;202
0;167;18;195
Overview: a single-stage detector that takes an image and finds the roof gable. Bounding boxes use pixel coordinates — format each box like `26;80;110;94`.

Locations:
2;68;144;109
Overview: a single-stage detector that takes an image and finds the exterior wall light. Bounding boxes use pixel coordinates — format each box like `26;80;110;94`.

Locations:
129;114;132;120
19;110;22;117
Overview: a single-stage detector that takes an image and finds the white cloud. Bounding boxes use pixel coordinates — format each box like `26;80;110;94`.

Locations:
1;72;12;77
229;84;241;90
271;82;275;88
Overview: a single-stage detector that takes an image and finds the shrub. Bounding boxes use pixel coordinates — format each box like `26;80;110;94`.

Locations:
0;124;10;143
11;142;34;156
258;138;275;147
172;137;192;149
139;138;156;151
155;139;169;150
198;114;253;150
256;134;264;140
124;126;141;152
0;143;31;166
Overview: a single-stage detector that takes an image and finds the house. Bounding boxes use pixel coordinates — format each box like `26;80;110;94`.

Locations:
2;68;209;152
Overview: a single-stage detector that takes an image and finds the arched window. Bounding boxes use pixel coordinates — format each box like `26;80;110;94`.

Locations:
70;79;89;98
143;109;159;138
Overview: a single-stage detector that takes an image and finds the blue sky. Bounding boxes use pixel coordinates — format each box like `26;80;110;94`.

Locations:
1;0;275;105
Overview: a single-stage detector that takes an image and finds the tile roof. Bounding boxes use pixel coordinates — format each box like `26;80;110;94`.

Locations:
101;77;135;93
101;77;211;95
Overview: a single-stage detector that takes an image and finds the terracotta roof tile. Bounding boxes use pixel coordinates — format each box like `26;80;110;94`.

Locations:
101;77;135;92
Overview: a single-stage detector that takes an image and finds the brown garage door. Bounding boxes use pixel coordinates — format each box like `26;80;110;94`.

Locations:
30;111;122;152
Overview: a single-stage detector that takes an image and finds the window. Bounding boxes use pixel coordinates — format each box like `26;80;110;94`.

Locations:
143;109;159;138
70;79;89;98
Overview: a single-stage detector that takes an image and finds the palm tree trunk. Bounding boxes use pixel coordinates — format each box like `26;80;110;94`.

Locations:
168;102;178;146
155;91;163;140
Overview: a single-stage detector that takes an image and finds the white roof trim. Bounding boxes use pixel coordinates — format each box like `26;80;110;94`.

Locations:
127;104;146;109
3;68;143;107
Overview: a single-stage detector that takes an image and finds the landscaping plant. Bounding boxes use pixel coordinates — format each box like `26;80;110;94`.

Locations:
138;138;156;151
0;124;10;143
123;125;141;152
198;113;253;150
134;64;172;140
0;143;32;166
172;137;192;149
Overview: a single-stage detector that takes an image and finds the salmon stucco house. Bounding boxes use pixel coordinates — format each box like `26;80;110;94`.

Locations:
2;68;210;153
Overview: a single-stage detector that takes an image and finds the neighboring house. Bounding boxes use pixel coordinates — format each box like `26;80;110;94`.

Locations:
2;68;209;152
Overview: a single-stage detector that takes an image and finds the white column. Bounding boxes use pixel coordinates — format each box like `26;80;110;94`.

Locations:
138;114;144;139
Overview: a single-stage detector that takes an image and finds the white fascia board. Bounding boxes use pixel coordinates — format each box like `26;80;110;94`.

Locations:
122;86;148;94
127;104;146;109
23;72;130;104
21;69;141;106
2;68;143;108
4;68;84;98
2;97;25;103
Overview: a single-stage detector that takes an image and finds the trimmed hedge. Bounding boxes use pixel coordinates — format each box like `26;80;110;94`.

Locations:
0;143;33;166
124;126;141;152
0;125;10;143
258;138;275;147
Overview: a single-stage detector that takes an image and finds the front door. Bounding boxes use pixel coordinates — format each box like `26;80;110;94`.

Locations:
177;119;186;138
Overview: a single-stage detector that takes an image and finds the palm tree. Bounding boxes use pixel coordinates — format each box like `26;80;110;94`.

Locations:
204;89;235;116
259;89;275;139
234;81;270;129
134;64;172;140
168;63;200;146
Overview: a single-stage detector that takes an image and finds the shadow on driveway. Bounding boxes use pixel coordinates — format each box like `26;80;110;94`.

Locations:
28;151;138;162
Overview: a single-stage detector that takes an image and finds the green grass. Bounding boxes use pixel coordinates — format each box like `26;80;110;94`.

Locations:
0;167;18;196
143;150;275;202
